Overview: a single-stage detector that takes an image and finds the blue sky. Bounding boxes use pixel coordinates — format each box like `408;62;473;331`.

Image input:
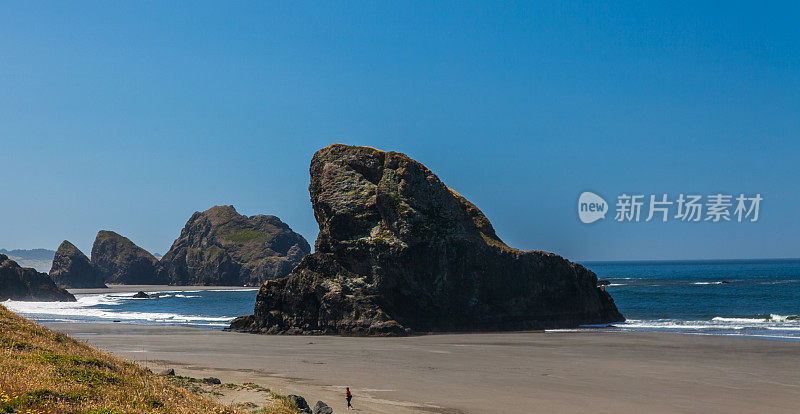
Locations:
0;1;797;261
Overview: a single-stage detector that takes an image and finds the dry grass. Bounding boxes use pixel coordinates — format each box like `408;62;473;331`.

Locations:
161;378;300;414
0;305;298;414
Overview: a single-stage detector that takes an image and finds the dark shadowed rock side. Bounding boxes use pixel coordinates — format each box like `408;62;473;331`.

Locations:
49;241;107;289
231;144;624;336
91;231;162;284
158;206;311;286
2;254;76;301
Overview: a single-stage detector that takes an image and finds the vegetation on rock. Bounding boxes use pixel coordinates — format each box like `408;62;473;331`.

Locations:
158;206;310;286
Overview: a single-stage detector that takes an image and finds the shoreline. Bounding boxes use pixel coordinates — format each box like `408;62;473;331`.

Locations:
41;283;800;342
68;284;261;295
45;322;800;414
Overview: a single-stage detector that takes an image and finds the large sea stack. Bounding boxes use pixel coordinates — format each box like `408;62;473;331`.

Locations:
2;254;76;301
158;206;310;286
49;241;106;289
91;231;161;284
231;144;623;336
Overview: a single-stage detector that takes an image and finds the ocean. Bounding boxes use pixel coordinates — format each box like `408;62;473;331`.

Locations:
4;259;800;341
583;259;800;341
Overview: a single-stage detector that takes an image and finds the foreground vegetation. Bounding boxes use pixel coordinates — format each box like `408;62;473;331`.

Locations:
0;305;298;413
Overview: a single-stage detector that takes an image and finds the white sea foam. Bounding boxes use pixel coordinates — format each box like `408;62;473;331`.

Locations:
712;314;798;324
692;281;723;285
618;314;800;337
765;326;800;331
529;316;800;340
769;314;798;322
2;292;237;326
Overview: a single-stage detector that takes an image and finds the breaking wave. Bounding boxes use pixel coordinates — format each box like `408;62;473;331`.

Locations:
610;315;800;339
2;288;258;328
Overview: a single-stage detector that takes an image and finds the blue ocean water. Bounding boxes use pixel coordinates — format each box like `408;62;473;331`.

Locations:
582;259;800;340
4;259;800;340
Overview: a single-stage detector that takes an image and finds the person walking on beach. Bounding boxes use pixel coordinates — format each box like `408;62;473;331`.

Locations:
346;387;353;410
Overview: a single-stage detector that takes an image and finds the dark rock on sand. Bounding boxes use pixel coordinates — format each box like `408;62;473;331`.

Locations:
313;401;333;414
91;231;162;284
158;368;175;376
233;144;624;336
203;377;221;385
1;254;76;301
288;395;312;413
132;291;149;299
157;205;310;286
49;241;107;289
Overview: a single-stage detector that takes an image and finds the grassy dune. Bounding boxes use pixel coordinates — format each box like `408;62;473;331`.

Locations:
0;305;297;414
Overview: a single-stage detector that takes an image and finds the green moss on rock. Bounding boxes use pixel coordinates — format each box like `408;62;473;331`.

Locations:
157;206;310;286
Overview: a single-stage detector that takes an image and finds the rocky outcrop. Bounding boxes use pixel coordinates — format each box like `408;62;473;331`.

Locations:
49;241;107;289
91;231;162;284
1;254;76;301
132;291;150;299
231;144;623;336
0;248;55;273
288;395;312;414
313;401;333;414
157;206;310;286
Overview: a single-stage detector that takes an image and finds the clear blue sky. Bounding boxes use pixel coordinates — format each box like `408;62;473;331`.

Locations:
1;1;797;261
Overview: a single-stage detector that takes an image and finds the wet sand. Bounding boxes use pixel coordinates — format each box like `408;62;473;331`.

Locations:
44;322;800;414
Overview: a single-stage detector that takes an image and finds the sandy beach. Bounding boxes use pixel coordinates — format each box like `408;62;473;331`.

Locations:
43;322;800;414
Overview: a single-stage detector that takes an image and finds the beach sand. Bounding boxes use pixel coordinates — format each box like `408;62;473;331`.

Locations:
43;322;800;414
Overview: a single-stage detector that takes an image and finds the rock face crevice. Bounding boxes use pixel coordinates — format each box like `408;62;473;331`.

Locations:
232;144;624;336
2;254;76;301
49;241;107;289
157;206;310;286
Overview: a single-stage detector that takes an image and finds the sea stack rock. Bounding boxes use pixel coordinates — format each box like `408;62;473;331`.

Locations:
49;241;107;289
132;291;150;299
231;144;624;336
158;206;310;286
2;254;76;301
91;231;161;284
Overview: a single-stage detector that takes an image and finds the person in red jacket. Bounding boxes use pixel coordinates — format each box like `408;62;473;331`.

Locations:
346;387;353;410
